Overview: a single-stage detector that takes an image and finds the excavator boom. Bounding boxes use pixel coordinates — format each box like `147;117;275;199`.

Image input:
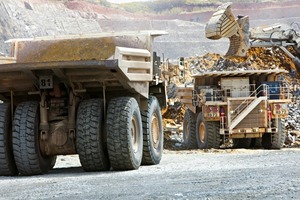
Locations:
205;2;250;57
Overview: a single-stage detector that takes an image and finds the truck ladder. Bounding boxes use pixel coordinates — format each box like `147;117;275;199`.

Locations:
229;96;267;130
228;84;268;130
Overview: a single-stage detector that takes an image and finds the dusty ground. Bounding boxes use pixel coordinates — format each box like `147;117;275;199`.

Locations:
0;148;299;200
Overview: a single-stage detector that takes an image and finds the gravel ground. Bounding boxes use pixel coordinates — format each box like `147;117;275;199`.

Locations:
0;148;299;200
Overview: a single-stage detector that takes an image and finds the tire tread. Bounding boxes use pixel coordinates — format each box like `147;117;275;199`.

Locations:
0;103;18;176
76;99;110;171
107;97;142;170
183;109;197;149
13;101;55;175
141;96;163;165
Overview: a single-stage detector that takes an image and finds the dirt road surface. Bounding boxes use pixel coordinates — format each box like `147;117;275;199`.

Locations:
0;148;300;200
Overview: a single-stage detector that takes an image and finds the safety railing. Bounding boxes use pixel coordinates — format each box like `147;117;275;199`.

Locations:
231;84;268;121
194;83;291;105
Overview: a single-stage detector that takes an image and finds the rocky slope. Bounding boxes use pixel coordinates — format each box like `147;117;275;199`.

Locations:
0;0;299;60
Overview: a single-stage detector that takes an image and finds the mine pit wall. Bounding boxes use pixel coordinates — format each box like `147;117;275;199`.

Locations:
0;0;207;59
1;0;299;60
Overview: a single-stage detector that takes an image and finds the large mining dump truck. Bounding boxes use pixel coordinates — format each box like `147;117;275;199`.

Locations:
0;31;167;176
178;70;291;149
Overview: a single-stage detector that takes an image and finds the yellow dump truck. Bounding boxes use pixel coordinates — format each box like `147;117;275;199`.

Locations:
178;2;295;150
0;31;167;176
178;70;291;149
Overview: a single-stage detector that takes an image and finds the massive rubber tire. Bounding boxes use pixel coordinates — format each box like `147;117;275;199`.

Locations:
107;97;143;170
250;138;262;148
196;112;220;149
262;119;285;149
0;103;18;176
271;119;285;149
232;138;252;149
76;99;110;171
182;109;197;149
12;102;56;175
262;133;272;149
141;96;163;165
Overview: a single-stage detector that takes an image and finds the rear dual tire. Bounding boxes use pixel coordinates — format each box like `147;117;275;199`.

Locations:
262;119;285;149
0;103;18;176
141;96;163;165
12;102;56;175
183;109;197;149
106;97;143;170
76;99;110;171
232;138;252;148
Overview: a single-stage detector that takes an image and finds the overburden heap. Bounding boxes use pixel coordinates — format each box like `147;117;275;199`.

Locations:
188;47;296;73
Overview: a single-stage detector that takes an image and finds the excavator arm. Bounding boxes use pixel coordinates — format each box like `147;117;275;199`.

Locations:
205;2;300;69
205;2;250;57
250;23;300;68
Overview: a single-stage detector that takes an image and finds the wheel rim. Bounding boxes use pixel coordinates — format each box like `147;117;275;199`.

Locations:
199;122;206;143
131;115;139;153
151;113;160;149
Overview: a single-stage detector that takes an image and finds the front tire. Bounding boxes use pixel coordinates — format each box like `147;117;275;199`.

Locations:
141;96;163;165
76;99;110;171
0;103;18;176
107;97;143;170
196;112;220;149
12;102;56;175
182;109;197;149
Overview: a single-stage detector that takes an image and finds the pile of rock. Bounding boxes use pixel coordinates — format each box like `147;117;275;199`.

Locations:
187;47;296;73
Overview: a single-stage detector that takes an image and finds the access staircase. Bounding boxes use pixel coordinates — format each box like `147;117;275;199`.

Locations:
228;84;269;130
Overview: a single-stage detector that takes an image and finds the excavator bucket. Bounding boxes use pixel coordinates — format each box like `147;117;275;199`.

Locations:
205;3;250;57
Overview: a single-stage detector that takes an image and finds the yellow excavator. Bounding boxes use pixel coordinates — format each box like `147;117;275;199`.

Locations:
205;2;300;69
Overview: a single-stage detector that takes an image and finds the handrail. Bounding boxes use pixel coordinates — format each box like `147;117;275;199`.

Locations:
195;83;291;105
231;84;268;120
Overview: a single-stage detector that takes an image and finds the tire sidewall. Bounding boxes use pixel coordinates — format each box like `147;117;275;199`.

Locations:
196;112;207;149
128;99;143;168
183;110;191;145
148;97;163;162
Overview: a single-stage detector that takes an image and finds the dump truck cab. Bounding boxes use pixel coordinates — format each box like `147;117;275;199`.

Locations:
179;69;291;149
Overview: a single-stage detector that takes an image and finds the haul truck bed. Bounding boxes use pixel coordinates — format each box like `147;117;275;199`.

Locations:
0;31;167;98
0;56;148;99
